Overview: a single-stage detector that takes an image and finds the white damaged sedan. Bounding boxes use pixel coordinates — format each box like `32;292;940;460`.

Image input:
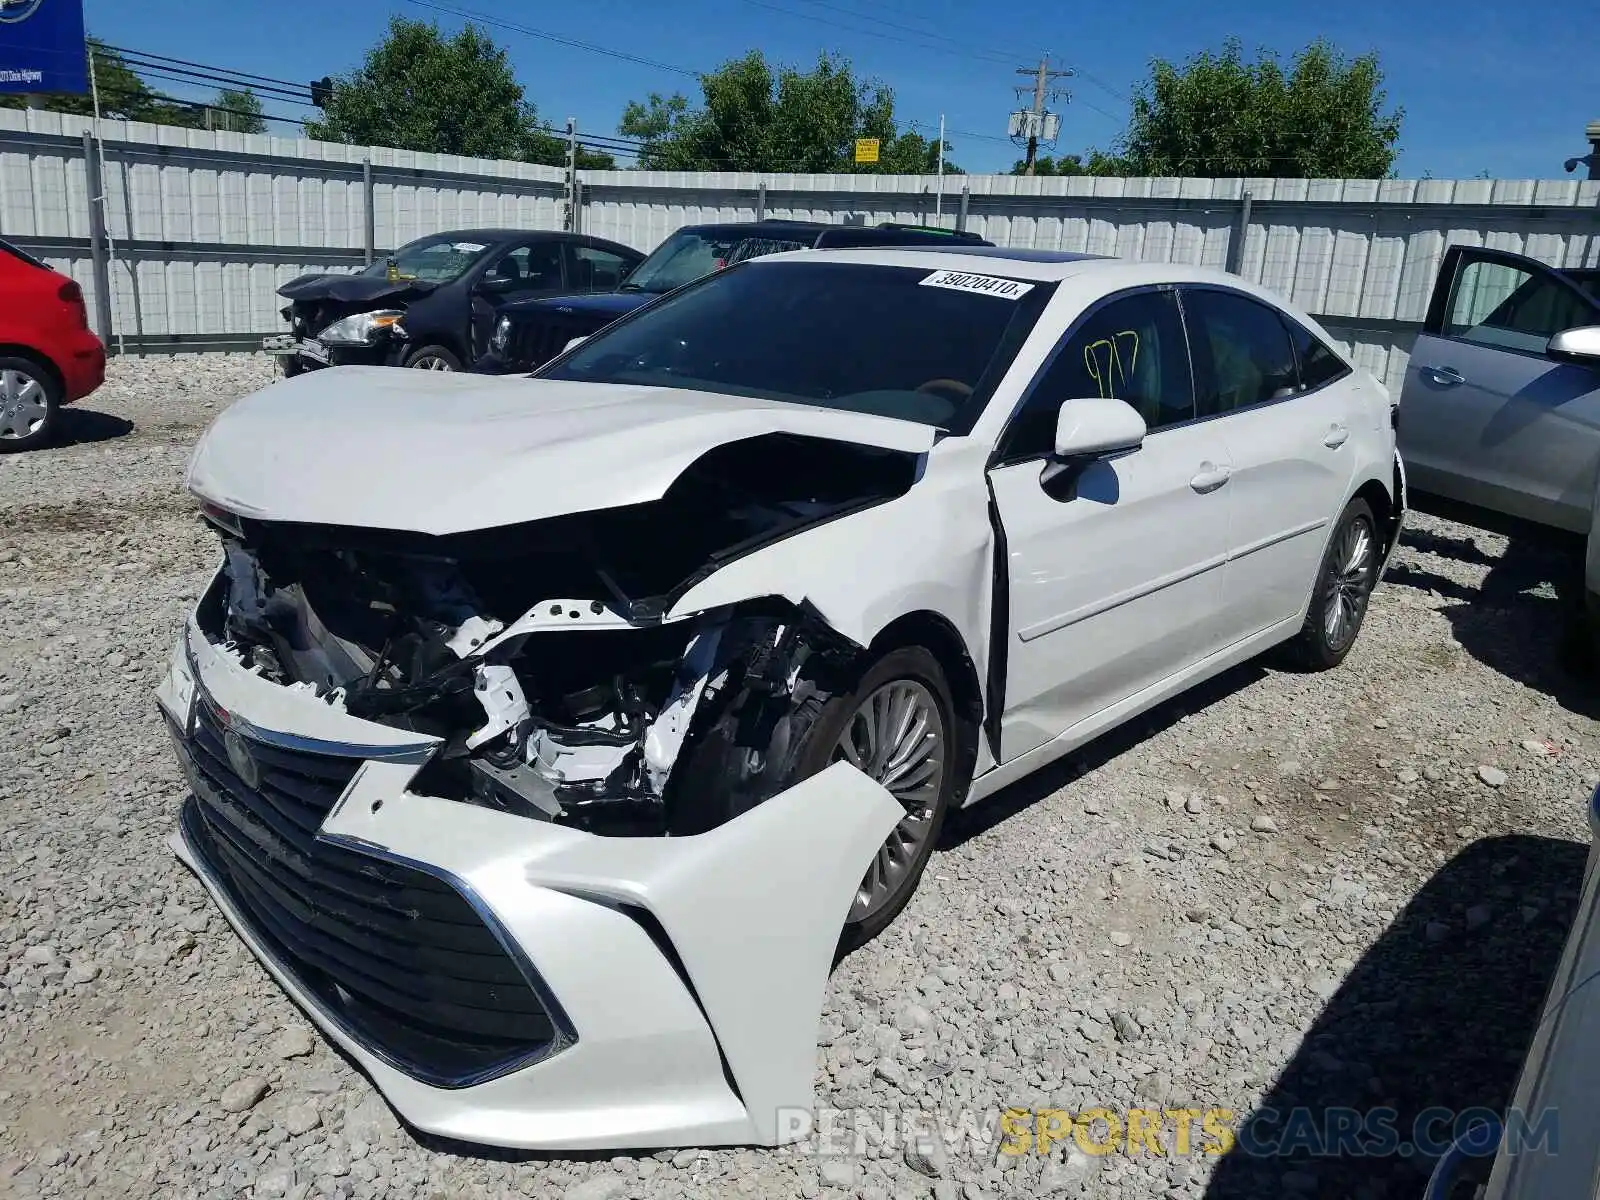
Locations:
158;245;1405;1150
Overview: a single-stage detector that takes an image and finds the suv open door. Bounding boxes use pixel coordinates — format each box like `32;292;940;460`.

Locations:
1399;244;1600;531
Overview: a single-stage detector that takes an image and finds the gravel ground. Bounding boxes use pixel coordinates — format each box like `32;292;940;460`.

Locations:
1;356;1597;1200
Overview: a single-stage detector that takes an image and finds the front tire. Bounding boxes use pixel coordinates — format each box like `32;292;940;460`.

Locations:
789;646;960;948
401;344;461;372
0;354;61;453
1284;498;1379;670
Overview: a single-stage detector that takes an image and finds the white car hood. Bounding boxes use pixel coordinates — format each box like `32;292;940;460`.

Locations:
186;367;937;536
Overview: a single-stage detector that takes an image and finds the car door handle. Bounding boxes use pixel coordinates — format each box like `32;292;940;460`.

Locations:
1189;463;1232;493
1323;424;1350;449
1422;365;1466;386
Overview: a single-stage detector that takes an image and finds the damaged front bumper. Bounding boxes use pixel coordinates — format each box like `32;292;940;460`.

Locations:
157;604;902;1150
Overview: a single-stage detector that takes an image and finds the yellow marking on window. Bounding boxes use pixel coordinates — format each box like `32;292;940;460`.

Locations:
1082;330;1140;399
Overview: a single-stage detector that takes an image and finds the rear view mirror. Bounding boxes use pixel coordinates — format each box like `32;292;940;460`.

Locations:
1548;325;1600;365
1054;397;1147;460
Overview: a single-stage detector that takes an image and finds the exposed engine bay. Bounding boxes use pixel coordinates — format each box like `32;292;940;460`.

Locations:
197;433;918;835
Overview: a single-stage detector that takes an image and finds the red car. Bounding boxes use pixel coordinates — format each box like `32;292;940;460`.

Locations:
0;237;105;452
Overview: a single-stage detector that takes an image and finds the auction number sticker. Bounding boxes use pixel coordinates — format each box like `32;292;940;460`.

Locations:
919;269;1034;300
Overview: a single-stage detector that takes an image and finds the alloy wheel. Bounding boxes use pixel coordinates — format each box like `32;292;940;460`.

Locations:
831;679;946;922
0;368;48;440
409;355;455;371
1324;516;1375;650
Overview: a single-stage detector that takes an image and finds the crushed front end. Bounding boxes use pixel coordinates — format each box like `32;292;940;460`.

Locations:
159;434;918;1148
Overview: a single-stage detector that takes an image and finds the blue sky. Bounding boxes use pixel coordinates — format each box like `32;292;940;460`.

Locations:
81;0;1595;179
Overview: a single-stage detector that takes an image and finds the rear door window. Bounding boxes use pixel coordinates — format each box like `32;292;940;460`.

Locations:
1182;288;1301;417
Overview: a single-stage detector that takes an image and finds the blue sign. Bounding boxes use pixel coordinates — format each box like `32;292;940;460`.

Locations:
0;0;88;95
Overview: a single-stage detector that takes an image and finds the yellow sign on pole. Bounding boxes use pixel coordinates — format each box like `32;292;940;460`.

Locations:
854;137;880;164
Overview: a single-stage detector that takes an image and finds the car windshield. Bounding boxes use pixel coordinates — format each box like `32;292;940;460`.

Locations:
542;260;1056;429
619;229;811;294
361;234;494;282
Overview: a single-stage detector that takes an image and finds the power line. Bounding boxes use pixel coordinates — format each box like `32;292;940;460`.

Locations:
113;57;316;107
736;0;1020;67
781;0;1017;65
401;0;701;76
100;45;311;95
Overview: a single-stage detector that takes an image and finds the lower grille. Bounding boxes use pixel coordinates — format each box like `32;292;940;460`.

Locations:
171;697;562;1087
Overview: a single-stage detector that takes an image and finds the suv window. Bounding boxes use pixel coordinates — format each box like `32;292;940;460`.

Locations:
571;244;632;292
621;229;809;295
1183;289;1299;417
1000;289;1193;462
1445;258;1597;354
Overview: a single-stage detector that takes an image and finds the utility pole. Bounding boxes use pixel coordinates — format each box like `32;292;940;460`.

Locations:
563;117;578;231
1008;55;1073;175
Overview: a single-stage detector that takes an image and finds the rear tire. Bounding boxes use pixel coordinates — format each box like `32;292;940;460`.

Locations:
1282;498;1379;671
401;344;461;372
0;354;61;454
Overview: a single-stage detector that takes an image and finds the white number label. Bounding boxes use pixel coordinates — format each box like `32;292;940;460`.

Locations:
919;269;1034;300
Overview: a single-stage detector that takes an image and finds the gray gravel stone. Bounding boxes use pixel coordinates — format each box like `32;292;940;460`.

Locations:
219;1077;269;1113
564;1175;626;1200
1477;765;1509;788
0;357;1595;1200
282;1102;321;1135
273;1026;317;1059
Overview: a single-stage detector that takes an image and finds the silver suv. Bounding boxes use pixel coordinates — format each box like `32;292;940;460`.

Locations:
1398;245;1600;640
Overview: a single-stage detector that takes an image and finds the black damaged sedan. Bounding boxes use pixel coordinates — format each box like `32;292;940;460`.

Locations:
264;229;643;375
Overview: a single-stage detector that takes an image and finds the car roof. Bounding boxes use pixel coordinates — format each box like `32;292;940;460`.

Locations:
755;244;1260;288
417;229;601;244
675;219;834;238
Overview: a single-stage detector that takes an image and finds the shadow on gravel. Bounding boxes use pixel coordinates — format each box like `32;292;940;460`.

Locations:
1386;520;1599;718
941;660;1268;849
54;406;134;446
1204;833;1587;1200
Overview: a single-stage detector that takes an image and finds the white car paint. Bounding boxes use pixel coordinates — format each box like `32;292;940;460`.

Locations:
185;369;935;536
159;632;903;1149
161;245;1403;1151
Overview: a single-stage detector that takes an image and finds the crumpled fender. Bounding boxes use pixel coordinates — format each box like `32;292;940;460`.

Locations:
320;760;904;1146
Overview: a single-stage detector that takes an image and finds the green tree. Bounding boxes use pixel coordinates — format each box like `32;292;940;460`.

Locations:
1119;37;1401;178
1011;150;1130;177
209;87;266;134
619;51;959;174
306;16;611;167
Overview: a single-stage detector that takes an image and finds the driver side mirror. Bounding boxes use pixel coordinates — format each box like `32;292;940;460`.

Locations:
478;274;516;294
1054;396;1147;460
1548;325;1600;365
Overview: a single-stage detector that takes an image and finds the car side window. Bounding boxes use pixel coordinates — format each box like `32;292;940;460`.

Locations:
1183;289;1300;417
998;289;1193;462
1282;319;1351;392
484;242;565;294
1445;257;1598;354
572;245;632;292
